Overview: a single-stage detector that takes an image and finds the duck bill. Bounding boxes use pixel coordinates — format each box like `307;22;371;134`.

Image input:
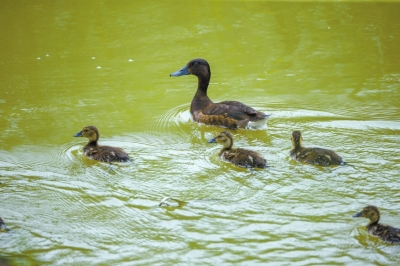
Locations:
73;131;83;137
170;65;190;77
208;137;217;143
353;211;362;218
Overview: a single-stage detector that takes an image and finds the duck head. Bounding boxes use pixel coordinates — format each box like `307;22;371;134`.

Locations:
73;126;99;142
353;205;380;224
170;58;211;80
208;131;233;149
291;131;303;149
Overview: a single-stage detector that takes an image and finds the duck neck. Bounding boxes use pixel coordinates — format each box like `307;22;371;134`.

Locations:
197;73;210;93
191;74;213;111
292;140;302;151
219;140;233;154
368;214;380;226
86;140;98;147
86;133;99;146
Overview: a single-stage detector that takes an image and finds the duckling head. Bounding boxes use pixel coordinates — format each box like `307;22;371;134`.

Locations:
291;131;303;149
353;205;380;224
73;126;99;142
208;131;233;149
170;58;211;80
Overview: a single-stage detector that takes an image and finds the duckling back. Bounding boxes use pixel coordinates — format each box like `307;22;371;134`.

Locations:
220;148;267;169
83;144;131;163
366;223;400;244
290;147;343;166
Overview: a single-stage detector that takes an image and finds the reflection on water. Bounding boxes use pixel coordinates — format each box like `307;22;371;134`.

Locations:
1;0;400;265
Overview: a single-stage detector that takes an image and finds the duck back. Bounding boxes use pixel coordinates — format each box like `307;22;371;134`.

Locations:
194;100;268;129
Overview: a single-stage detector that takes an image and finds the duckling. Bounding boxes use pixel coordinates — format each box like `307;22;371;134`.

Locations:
353;205;400;244
208;131;266;168
73;126;130;163
290;131;344;166
170;58;269;129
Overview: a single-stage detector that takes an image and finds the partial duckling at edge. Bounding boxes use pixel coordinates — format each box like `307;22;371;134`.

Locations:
0;217;6;230
208;131;267;168
73;126;130;163
170;58;269;129
290;131;344;166
353;205;400;244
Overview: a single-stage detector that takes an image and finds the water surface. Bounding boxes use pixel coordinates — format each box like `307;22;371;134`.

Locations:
1;1;400;265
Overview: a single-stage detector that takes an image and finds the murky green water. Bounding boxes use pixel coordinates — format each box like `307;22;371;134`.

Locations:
1;0;400;265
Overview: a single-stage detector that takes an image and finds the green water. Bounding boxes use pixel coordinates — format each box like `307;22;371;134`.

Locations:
1;0;400;265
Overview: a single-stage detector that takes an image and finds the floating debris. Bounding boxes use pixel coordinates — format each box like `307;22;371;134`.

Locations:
159;197;184;207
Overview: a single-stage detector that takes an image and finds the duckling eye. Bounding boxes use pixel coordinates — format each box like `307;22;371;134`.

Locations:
193;62;199;67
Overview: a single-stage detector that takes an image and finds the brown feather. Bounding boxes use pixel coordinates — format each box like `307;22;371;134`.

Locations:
73;126;130;163
353;206;400;244
290;131;343;166
171;58;269;129
209;131;266;168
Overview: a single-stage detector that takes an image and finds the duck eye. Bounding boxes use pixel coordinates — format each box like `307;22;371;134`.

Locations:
194;62;199;67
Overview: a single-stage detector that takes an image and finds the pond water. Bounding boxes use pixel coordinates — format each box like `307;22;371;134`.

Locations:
1;1;400;265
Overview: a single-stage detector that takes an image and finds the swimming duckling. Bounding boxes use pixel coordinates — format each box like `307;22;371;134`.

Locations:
353;205;400;244
170;58;269;129
208;131;266;168
290;131;344;166
73;126;130;163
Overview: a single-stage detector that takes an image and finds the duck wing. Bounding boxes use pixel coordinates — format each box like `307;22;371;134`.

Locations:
203;101;266;121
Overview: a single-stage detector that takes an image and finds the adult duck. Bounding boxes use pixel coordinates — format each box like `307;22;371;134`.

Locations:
170;58;269;129
353;205;400;244
73;126;130;163
290;131;344;166
208;131;267;168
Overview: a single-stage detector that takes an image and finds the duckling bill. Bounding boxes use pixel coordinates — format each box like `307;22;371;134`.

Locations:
73;126;130;163
170;58;269;129
290;131;344;166
353;205;400;244
208;131;266;169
